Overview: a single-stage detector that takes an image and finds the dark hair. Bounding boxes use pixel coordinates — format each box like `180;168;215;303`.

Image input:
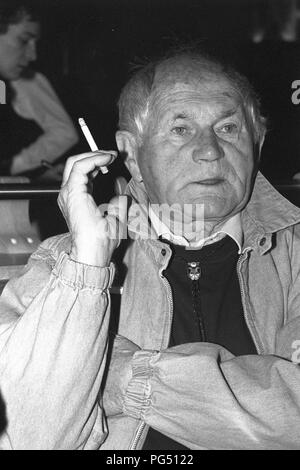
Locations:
118;48;267;146
0;0;38;34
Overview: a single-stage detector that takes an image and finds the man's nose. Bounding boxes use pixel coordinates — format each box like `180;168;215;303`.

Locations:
192;130;224;163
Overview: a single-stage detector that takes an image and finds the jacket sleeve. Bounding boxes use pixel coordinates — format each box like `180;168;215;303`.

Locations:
0;235;114;450
107;282;300;451
121;341;300;450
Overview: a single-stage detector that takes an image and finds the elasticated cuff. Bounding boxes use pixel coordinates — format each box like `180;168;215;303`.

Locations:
52;252;115;291
123;350;158;419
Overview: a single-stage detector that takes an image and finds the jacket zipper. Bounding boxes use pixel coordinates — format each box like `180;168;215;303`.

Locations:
160;272;174;347
130;420;147;450
130;263;174;450
236;250;264;355
188;262;206;342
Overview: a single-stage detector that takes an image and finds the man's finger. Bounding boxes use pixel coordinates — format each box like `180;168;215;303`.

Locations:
62;151;117;186
67;154;116;186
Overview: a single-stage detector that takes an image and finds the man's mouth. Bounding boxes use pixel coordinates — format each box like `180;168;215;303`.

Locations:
196;178;225;185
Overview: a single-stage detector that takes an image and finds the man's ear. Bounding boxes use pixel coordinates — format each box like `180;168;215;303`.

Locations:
115;131;143;183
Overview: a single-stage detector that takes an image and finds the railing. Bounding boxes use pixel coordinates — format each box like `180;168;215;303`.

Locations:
0;184;60;199
274;181;300;191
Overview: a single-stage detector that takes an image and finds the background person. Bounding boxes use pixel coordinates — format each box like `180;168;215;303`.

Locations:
0;0;78;180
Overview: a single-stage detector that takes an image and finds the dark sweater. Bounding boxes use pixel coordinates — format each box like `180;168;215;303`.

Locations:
0;79;42;175
143;235;257;450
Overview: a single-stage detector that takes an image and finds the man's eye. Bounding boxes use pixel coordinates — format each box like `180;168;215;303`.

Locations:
218;123;239;135
171;126;188;136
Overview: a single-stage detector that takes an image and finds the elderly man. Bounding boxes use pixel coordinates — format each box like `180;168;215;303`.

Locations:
1;50;300;450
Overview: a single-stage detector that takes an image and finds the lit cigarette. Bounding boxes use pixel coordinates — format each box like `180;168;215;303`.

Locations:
78;117;108;174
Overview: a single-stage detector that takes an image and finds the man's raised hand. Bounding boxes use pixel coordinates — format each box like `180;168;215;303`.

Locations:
58;151;127;267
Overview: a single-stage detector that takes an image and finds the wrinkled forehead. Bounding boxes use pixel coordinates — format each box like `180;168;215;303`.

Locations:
149;62;243;118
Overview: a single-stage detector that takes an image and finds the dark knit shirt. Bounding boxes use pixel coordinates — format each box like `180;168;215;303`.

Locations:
143;235;257;450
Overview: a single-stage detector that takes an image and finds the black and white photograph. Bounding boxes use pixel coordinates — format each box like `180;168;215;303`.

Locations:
0;0;300;452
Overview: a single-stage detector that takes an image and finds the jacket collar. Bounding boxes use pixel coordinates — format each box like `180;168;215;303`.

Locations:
242;173;300;253
125;172;300;254
243;172;300;232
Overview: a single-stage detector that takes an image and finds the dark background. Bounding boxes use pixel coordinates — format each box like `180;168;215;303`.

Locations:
30;0;300;190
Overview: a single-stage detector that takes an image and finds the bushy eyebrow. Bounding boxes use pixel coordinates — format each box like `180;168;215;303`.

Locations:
171;112;191;121
170;106;240;121
217;107;240;120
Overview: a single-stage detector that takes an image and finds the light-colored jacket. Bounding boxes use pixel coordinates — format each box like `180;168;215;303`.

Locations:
103;172;300;450
0;247;115;449
0;172;300;449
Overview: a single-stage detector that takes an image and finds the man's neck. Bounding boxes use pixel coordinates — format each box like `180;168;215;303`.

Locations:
149;206;243;252
181;219;227;242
